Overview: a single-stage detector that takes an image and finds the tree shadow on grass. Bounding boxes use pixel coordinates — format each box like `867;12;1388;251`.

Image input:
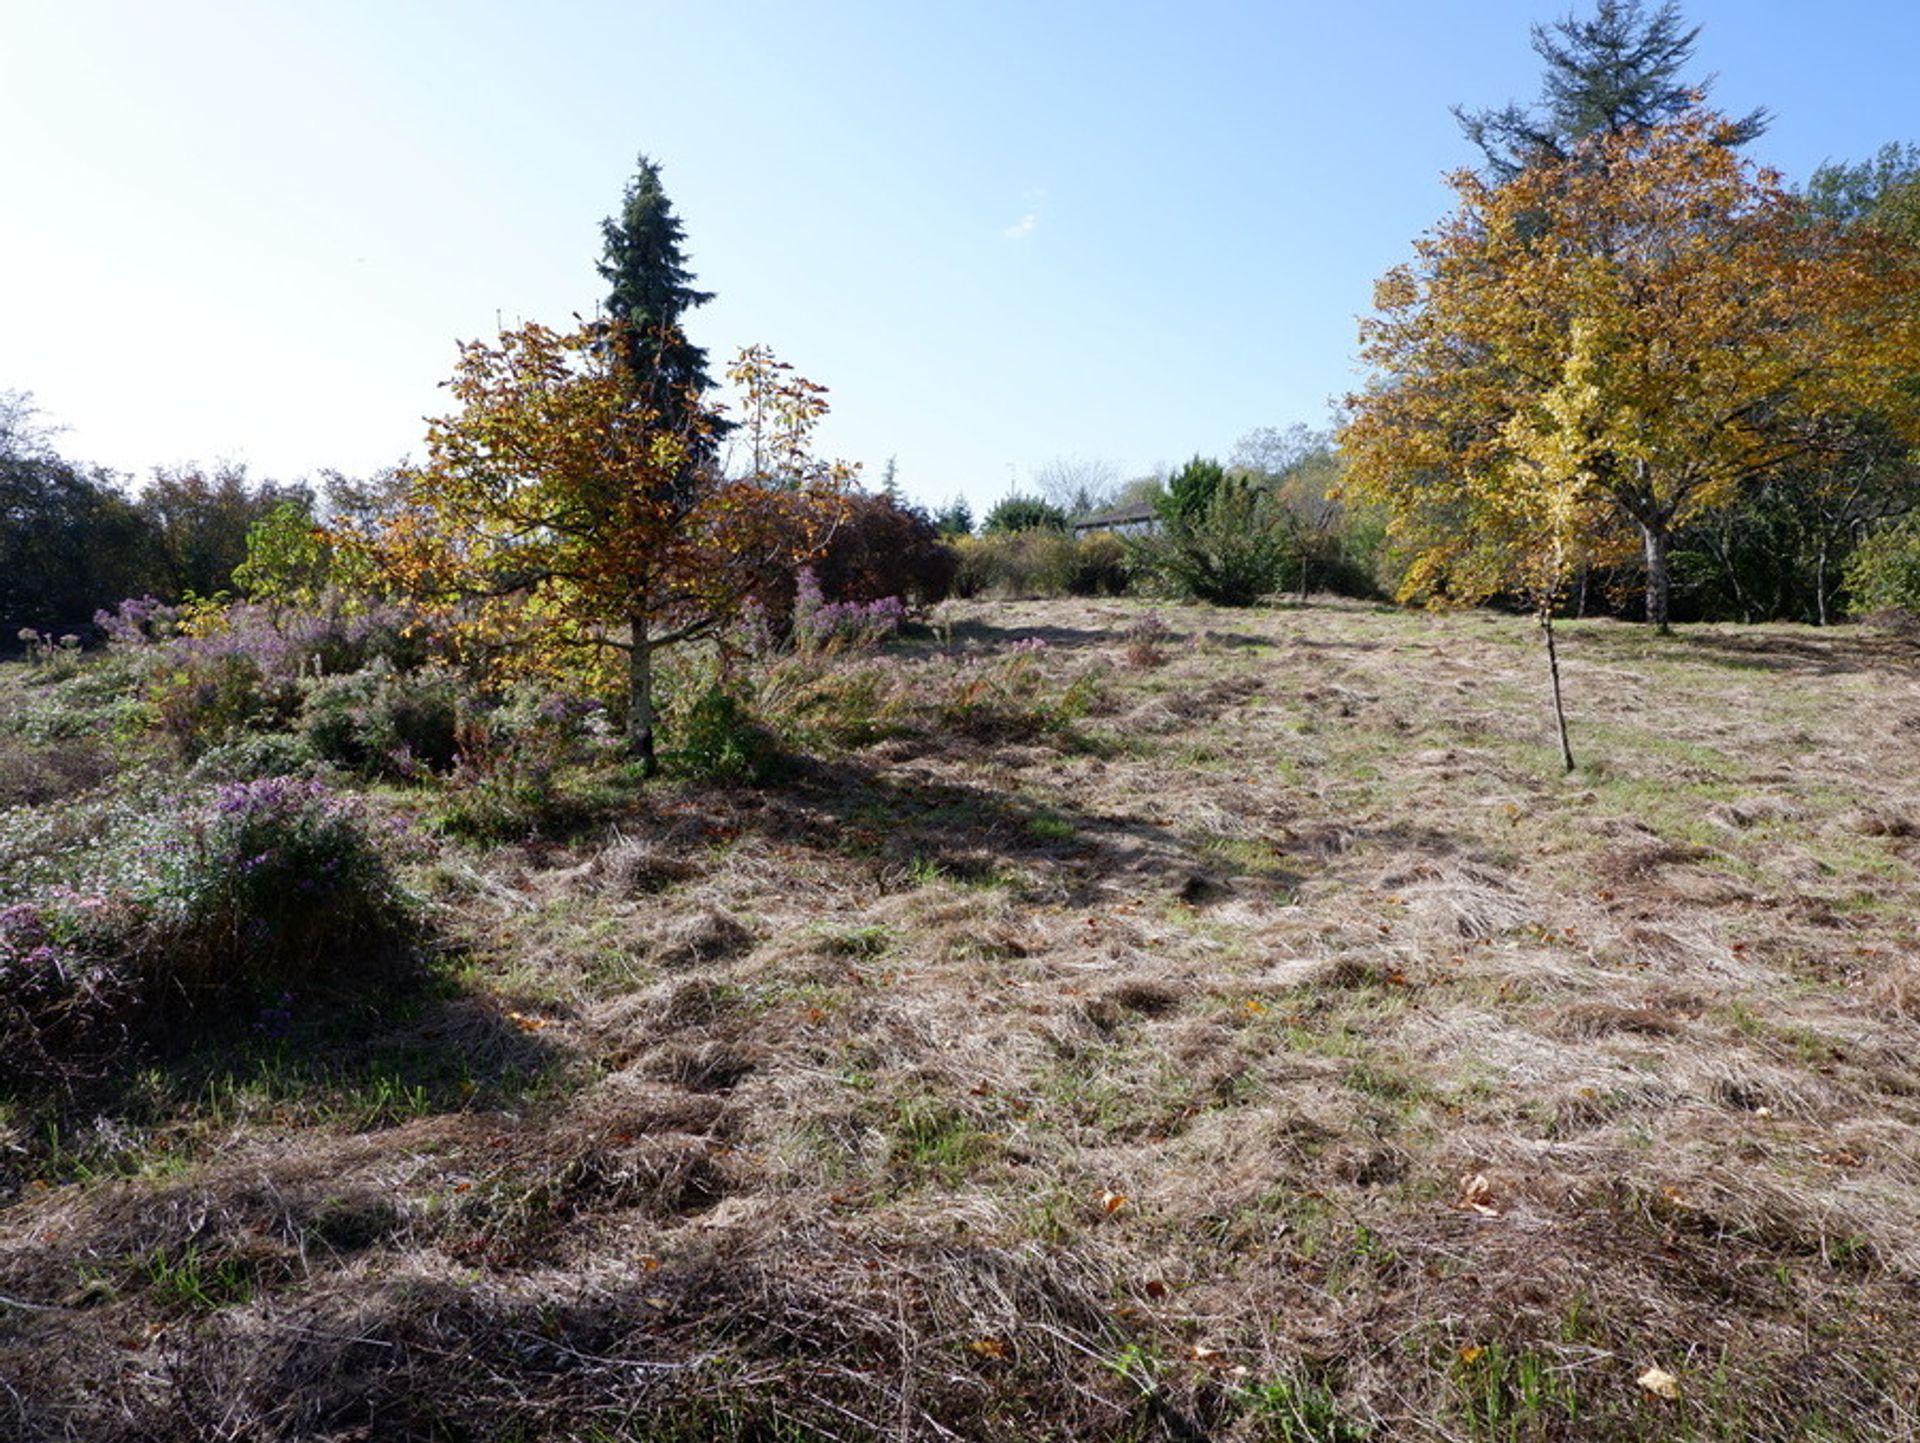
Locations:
1;960;565;1197
1665;626;1920;678
725;747;1494;915
932;616;1272;655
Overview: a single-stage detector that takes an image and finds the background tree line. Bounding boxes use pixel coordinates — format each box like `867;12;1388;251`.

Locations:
1;393;326;642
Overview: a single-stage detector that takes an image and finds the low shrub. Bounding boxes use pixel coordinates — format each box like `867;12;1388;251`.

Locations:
809;492;959;608
953;532;1072;598
793;567;908;654
0;734;119;806
934;645;1104;743
300;661;463;778
1129;483;1293;606
432;693;610;839
0;896;137;1092
141;777;416;1000
1064;531;1132;596
664;685;782;785
187;731;320;783
148;651;300;757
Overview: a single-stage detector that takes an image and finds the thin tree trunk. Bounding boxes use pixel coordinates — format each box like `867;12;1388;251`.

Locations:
1542;607;1575;774
1815;537;1829;627
627;611;657;777
1641;522;1672;635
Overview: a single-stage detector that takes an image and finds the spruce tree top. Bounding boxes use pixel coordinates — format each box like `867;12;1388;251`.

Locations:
597;155;721;441
1454;1;1768;180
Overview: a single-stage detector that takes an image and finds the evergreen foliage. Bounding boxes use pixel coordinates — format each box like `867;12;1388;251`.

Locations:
597;154;725;455
982;495;1069;534
1454;0;1767;180
1158;456;1228;527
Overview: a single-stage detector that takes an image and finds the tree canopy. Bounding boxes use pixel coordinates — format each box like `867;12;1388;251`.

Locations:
1342;110;1920;633
345;321;848;769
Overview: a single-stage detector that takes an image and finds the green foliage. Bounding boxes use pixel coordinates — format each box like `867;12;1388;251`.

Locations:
664;685;781;785
1454;0;1766;180
1159;455;1227;526
1232;1373;1371;1442
187;731;319;784
232;500;331;604
932;496;974;537
299;661;462;778
1136;482;1293;606
598;153;723;453
141;778;415;998
139;464;315;603
1845;516;1920;618
982;495;1069;534
2;394;160;634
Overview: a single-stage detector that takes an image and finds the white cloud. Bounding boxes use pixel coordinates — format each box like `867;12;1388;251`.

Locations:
1002;213;1038;240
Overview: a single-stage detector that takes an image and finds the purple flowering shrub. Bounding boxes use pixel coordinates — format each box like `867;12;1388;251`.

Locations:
93;596;437;759
93;596;179;647
144;777;415;994
792;567;907;654
0;896;137;1090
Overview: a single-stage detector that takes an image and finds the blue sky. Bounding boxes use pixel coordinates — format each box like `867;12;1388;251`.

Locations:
3;1;1914;516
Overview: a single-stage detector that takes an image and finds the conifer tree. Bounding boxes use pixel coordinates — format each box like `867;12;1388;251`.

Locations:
1455;1;1767;180
597;155;726;456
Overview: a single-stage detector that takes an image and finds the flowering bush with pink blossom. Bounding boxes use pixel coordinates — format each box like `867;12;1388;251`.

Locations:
791;567;907;654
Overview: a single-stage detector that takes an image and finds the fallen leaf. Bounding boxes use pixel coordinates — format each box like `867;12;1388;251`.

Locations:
967;1338;1008;1359
1459;1345;1486;1364
1637;1365;1680;1399
1456;1173;1500;1217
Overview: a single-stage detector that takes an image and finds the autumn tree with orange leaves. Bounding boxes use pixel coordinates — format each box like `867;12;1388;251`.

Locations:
352;321;849;773
1342;109;1920;638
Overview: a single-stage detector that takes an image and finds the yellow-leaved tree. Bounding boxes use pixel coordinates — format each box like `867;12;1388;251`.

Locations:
1341;108;1920;768
1343;108;1920;637
344;320;851;773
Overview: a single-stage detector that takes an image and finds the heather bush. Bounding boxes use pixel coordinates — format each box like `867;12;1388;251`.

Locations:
148;651;300;757
140;778;415;998
792;567;908;653
299;661;463;778
432;692;610;839
186;731;320;784
0;895;137;1092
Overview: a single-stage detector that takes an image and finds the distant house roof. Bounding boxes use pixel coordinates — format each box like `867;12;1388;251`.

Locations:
1072;500;1160;535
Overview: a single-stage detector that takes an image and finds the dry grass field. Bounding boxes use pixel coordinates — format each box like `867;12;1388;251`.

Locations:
5;596;1920;1441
